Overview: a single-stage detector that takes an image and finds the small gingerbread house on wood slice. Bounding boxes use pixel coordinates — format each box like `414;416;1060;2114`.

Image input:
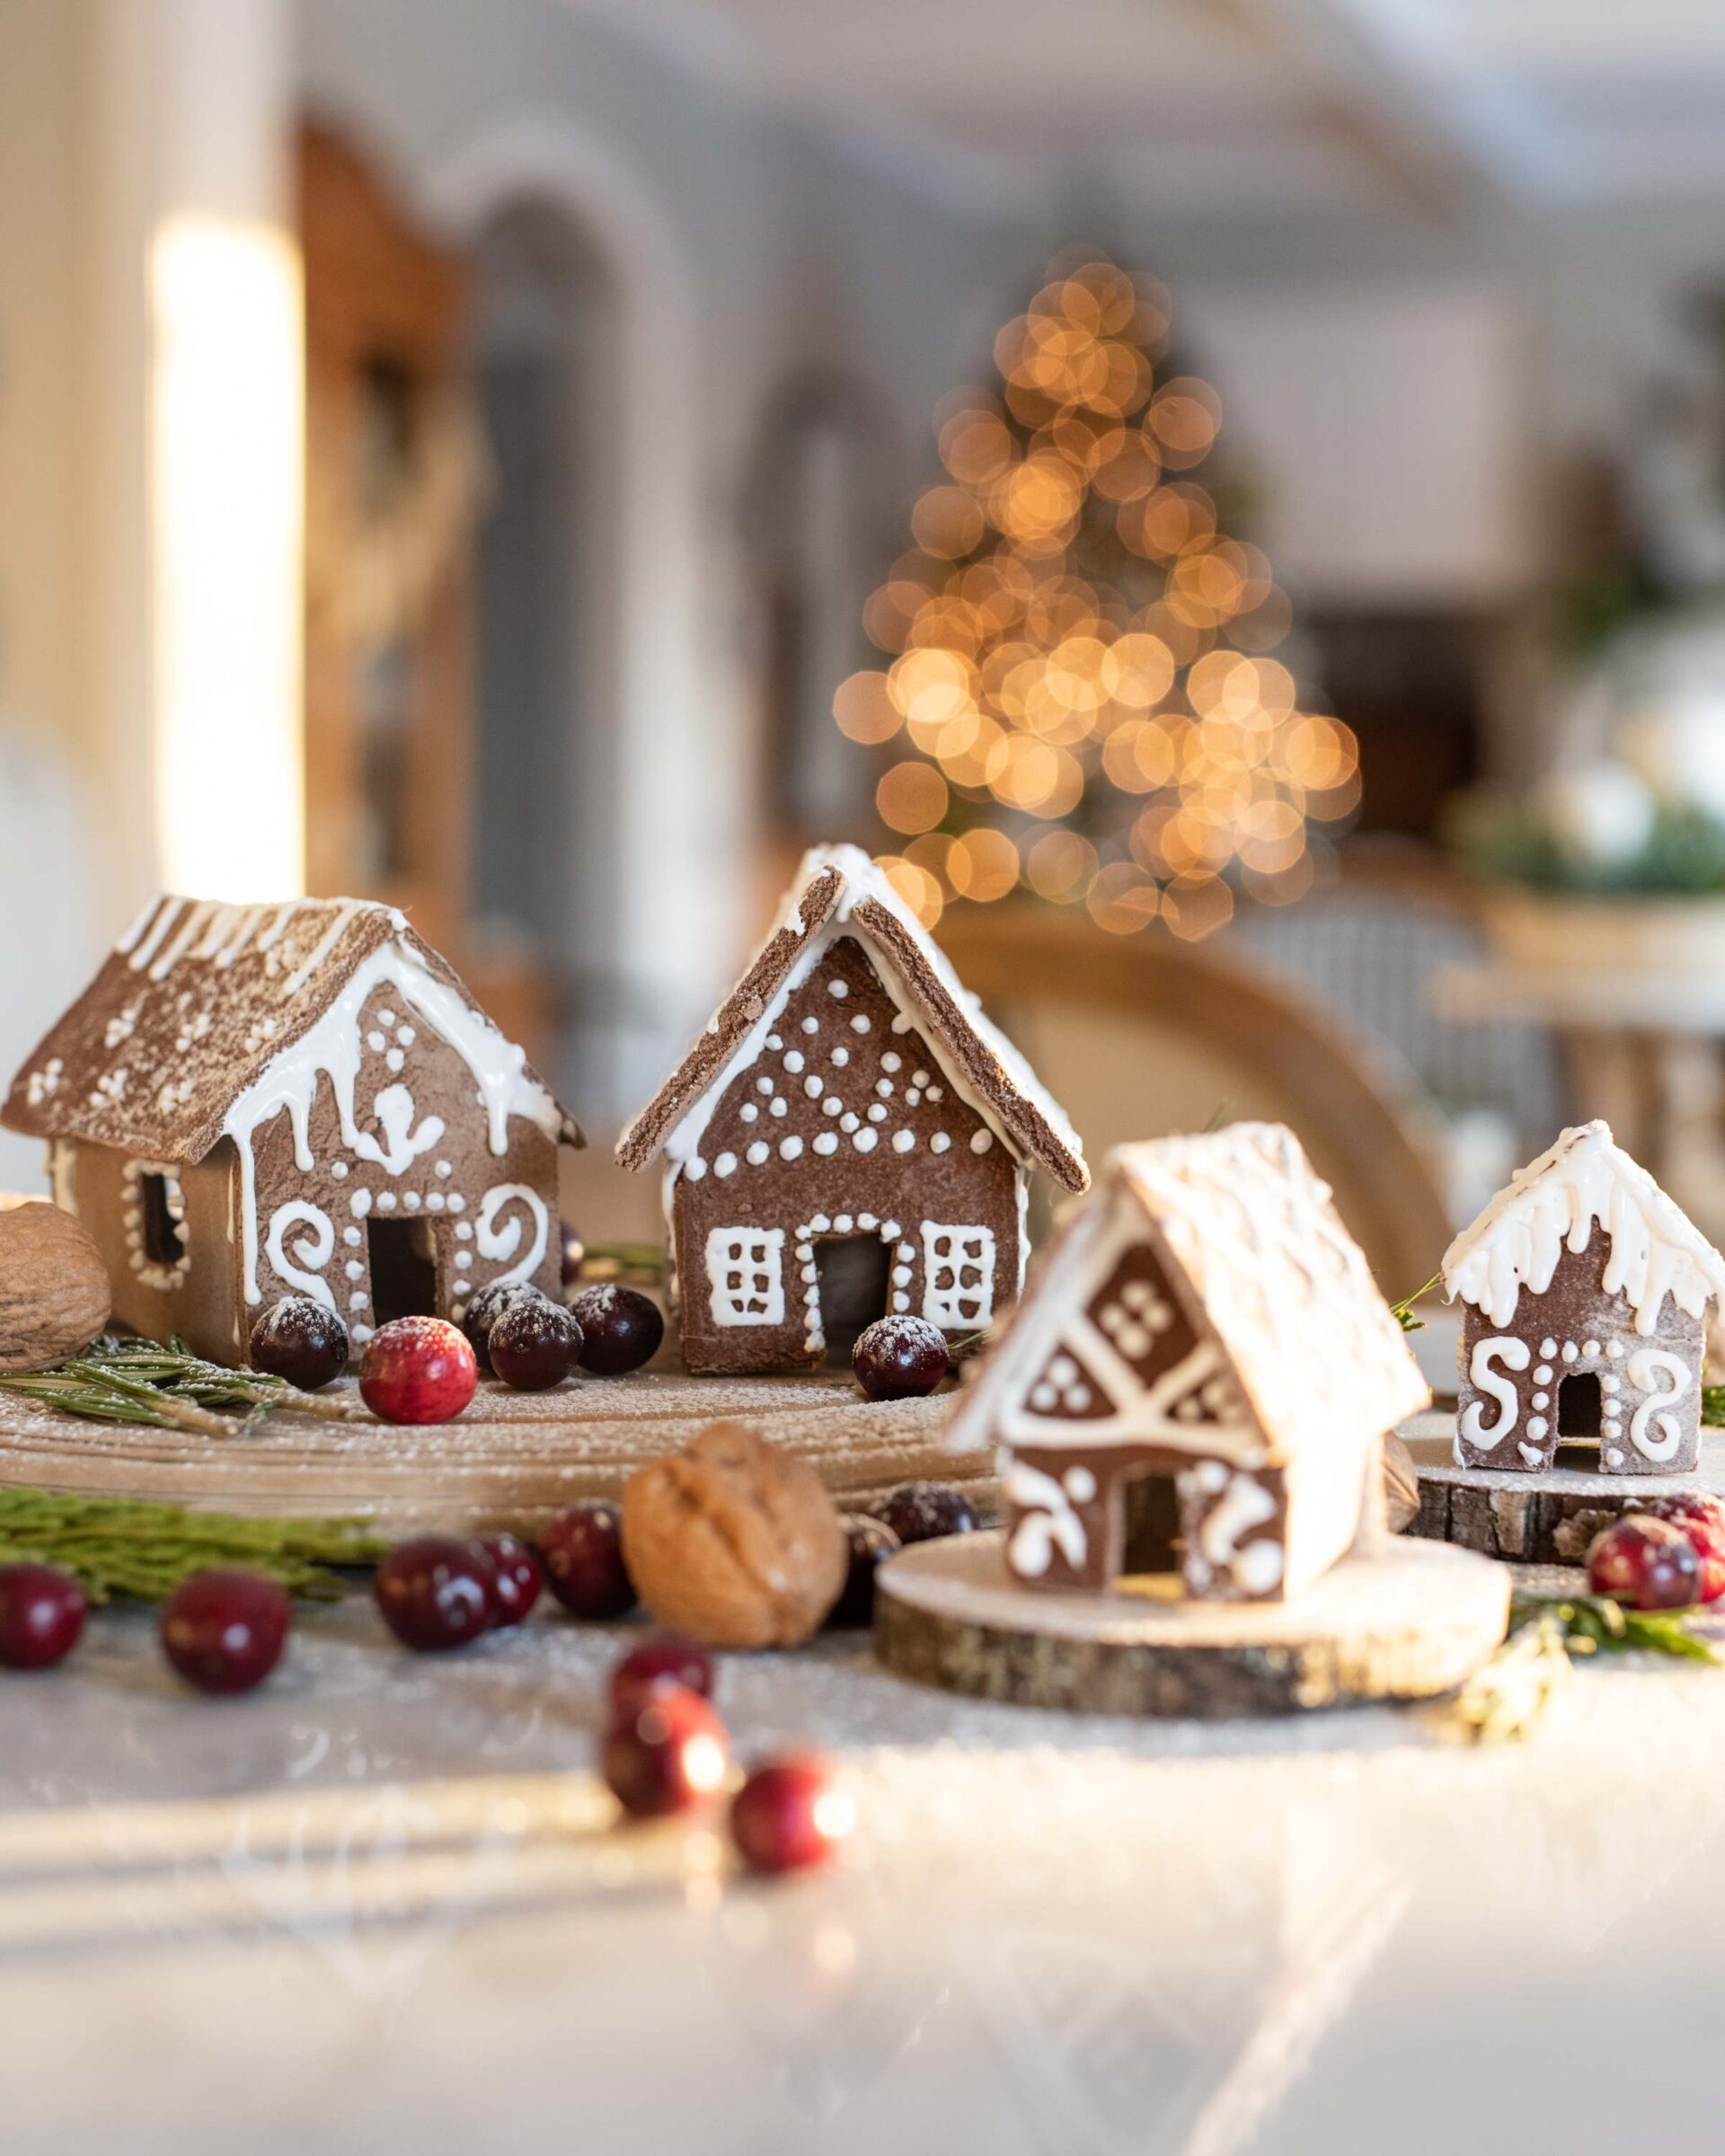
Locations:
1444;1119;1725;1477
945;1125;1429;1603
615;845;1088;1374
1;897;581;1366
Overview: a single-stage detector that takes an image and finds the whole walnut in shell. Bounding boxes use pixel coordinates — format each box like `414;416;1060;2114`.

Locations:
0;1199;111;1372
621;1420;847;1649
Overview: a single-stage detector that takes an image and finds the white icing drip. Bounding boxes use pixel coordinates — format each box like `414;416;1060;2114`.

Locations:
283;897;366;995
128;898;183;972
114;895;162;955
255;900;301;952
474;1184;549;1288
212;903;268;967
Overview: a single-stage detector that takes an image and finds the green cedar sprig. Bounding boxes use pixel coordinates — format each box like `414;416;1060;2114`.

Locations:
1452;1592;1718;1744
1702;1383;1725;1429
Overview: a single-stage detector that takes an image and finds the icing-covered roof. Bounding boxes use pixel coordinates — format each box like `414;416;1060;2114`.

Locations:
1442;1118;1725;1333
1;896;582;1163
615;844;1088;1191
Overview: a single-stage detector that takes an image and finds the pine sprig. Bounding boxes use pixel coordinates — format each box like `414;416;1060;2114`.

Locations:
1450;1592;1718;1743
1702;1383;1725;1429
0;1334;369;1437
1390;1273;1442;1335
1509;1590;1721;1665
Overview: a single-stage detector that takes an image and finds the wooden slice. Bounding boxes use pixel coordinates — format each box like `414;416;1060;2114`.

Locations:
1402;1408;1725;1566
874;1528;1508;1718
0;1367;994;1534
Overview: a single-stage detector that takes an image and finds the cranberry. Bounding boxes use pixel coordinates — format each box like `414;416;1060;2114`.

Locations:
160;1569;290;1694
538;1501;635;1619
359;1316;477;1424
0;1563;87;1671
461;1282;542;1373
374;1535;497;1650
569;1284;664;1375
1587;1515;1702;1610
730;1755;854;1876
602;1688;730;1819
608;1633;715;1720
873;1481;979;1547
249;1296;349;1388
826;1515;901;1629
1632;1495;1725;1602
475;1533;543;1627
489;1297;582;1391
853;1315;950;1401
560;1218;585;1292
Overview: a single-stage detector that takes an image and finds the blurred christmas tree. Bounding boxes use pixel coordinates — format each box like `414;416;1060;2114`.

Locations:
836;253;1360;939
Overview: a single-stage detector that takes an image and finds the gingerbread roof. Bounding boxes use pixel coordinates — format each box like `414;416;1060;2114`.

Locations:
615;844;1088;1191
948;1124;1428;1463
1442;1118;1725;1334
1;896;581;1164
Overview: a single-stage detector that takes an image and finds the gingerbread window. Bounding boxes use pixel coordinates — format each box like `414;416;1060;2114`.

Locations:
705;1227;786;1328
922;1224;995;1330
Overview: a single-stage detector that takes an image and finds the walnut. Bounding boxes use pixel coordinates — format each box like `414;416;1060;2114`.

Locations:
621;1420;847;1648
1383;1432;1421;1534
0;1199;111;1372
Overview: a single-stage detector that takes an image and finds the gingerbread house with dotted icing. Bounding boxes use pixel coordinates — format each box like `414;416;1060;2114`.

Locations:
1;896;581;1365
1445;1120;1725;1477
615;844;1088;1374
946;1126;1429;1602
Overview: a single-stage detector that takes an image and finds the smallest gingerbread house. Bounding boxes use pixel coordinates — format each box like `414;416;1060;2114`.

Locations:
1445;1119;1725;1477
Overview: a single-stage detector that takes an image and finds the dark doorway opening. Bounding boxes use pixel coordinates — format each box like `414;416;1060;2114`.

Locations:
1121;1471;1181;1577
813;1234;889;1365
367;1218;439;1326
139;1173;185;1269
1558;1373;1602;1439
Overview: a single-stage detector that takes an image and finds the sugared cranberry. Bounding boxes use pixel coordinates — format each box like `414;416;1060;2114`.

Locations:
1632;1495;1725;1602
161;1569;290;1694
461;1282;542;1373
569;1284;664;1375
608;1633;715;1720
1587;1515;1702;1610
489;1297;582;1391
730;1755;854;1876
249;1295;349;1389
560;1218;585;1292
538;1501;635;1619
0;1563;87;1671
359;1316;477;1424
602;1688;730;1819
374;1535;497;1650
826;1515;901;1629
853;1315;950;1401
873;1481;979;1547
475;1533;542;1628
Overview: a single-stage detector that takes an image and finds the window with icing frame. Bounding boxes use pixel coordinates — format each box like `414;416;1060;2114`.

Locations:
705;1227;786;1327
922;1224;996;1330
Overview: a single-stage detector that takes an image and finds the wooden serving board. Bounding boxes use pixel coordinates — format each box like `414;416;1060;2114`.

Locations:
0;1367;992;1534
874;1528;1508;1718
1402;1408;1725;1565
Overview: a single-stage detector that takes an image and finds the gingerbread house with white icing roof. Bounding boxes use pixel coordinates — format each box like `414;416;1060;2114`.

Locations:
616;844;1089;1374
1445;1120;1725;1477
946;1125;1429;1602
1;896;580;1365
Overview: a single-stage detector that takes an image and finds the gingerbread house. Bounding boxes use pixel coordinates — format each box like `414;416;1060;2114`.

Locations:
945;1126;1429;1602
1445;1120;1725;1476
615;844;1089;1374
1;896;580;1365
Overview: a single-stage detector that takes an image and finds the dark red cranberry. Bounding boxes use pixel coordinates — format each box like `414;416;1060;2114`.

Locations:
161;1569;291;1694
489;1297;582;1391
538;1501;635;1619
602;1689;730;1819
461;1282;542;1373
569;1284;664;1375
359;1316;477;1424
475;1533;543;1628
873;1481;979;1547
374;1535;497;1650
826;1515;901;1629
608;1633;715;1721
0;1563;87;1671
730;1755;854;1875
1632;1495;1725;1602
1587;1515;1701;1610
853;1315;950;1401
249;1296;349;1388
560;1218;585;1292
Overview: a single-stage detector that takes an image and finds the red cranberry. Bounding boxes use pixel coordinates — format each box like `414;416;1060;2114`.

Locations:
1587;1515;1701;1610
161;1569;291;1694
603;1688;730;1819
873;1481;979;1547
249;1296;349;1388
538;1502;635;1619
608;1633;715;1720
569;1284;664;1375
730;1755;854;1875
853;1315;950;1401
560;1218;585;1292
0;1563;87;1671
475;1533;542;1628
826;1515;901;1629
461;1282;542;1373
374;1535;497;1650
1632;1495;1725;1602
359;1316;477;1424
489;1297;582;1391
